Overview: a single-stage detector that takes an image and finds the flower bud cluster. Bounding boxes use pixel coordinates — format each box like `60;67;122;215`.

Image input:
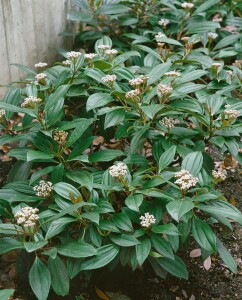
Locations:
175;169;198;191
140;212;156;228
66;51;82;60
97;45;110;50
160;117;176;129
35;73;47;85
53;130;68;146
0;109;6;120
224;105;239;119
125;89;141;99
84;53;98;60
105;49;118;56
158;19;170;26
181;2;194;8
33;180;53;197
181;36;190;42
14;206;39;227
21;96;42;108
62;60;72;66
109;162;128;177
212;62;222;67
233;60;242;68
212;169;227;181
207;32;218;39
129;75;149;87
102;74;117;83
34;62;48;68
226;70;233;76
165;71;181;77
157;84;173;95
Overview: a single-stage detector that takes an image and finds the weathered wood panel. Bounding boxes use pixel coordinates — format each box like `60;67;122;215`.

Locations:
0;0;78;97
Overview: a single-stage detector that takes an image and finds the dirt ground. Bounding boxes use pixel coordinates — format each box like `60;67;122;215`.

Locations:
0;159;241;300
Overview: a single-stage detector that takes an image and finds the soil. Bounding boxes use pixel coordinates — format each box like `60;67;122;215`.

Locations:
0;160;241;300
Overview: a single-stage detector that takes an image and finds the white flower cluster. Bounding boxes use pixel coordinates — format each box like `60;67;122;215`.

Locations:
102;74;117;83
155;32;166;41
97;45;110;50
175;169;198;191
158;19;170;26
157;83;173;94
66;51;82;60
53;130;68;146
34;62;48;68
140;212;156;228
226;70;233;76
181;2;194;8
109;162;128;177
160;117;176;129
125;89;141;99
21;96;42;108
212;169;227;181
84;53;98;60
105;49;118;55
212;62;222;67
0;109;5;119
62;60;72;66
14;206;39;227
129;75;149;87
233;60;242;68
165;71;181;77
207;32;218;40
33;180;53;197
224;105;239;119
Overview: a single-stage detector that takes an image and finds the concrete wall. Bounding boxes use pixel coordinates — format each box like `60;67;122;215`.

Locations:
0;0;78;97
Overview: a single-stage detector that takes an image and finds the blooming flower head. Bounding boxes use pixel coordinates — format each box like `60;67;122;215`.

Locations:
160;117;177;129
66;51;82;60
34;62;48;69
181;2;194;8
84;53;98;60
33;180;53;198
224;105;239;119
53;130;68;146
158;19;170;26
97;45;110;50
109;162;128;178
129;75;149;87
0;109;6;120
105;49;118;56
212;169;227;181
140;212;156;228
125;89;141;99
21;96;42;108
165;71;181;77
175;169;198;191
102;74;117;83
14;206;39;227
207;32;218;40
62;60;72;66
157;84;173;95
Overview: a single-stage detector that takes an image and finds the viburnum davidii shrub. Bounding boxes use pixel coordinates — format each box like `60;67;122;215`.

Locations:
0;1;242;300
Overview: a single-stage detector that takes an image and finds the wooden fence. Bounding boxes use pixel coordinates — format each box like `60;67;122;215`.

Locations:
0;0;78;97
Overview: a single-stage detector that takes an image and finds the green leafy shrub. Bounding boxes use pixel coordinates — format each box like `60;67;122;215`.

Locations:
0;1;242;299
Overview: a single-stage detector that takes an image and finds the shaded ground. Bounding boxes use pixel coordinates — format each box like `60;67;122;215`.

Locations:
0;160;241;300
